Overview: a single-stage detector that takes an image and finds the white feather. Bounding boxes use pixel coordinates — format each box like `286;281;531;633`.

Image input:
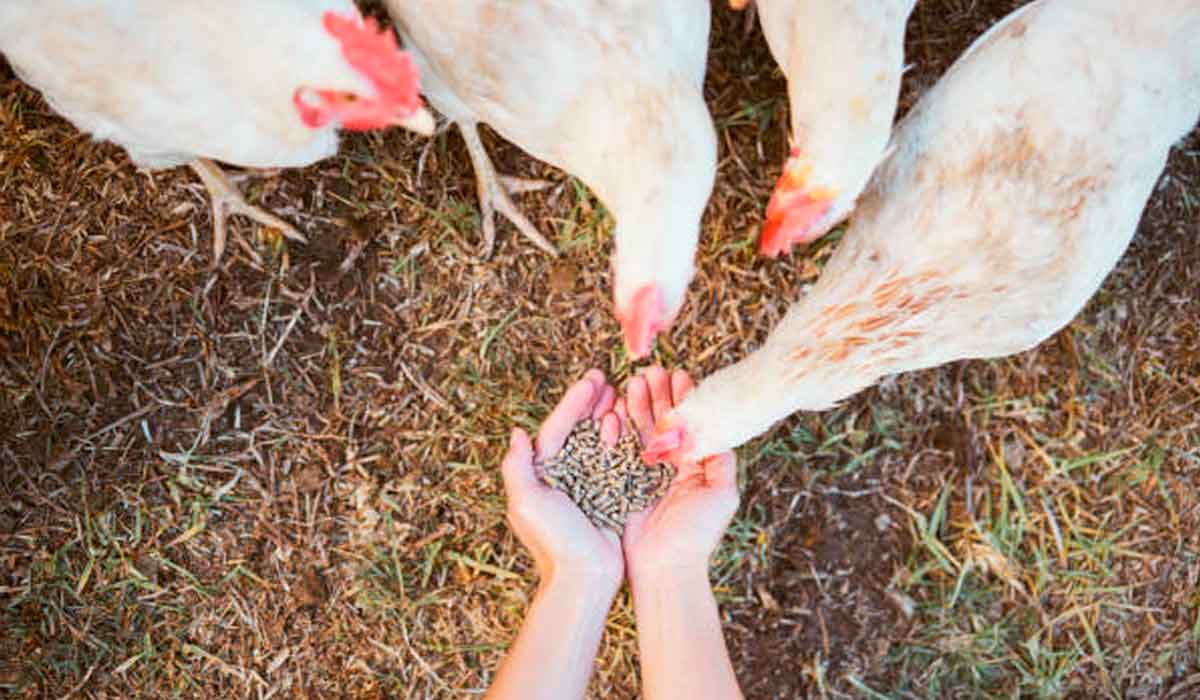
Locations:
755;0;916;233
386;0;717;323
0;0;375;169
676;0;1200;460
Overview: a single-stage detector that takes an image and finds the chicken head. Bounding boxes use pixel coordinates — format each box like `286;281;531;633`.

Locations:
293;11;433;136
759;148;836;257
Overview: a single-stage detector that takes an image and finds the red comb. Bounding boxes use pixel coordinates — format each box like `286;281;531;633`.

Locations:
322;11;423;115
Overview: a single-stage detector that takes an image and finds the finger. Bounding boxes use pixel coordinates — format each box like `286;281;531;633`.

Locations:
599;412;621;446
643;366;673;424
613;397;629;425
626;375;655;439
501;428;539;497
703;451;738;491
611;397;634;437
670;368;695;404
579;368;610;417
535;373;600;461
580;367;607;391
591;383;616;420
672;457;706;483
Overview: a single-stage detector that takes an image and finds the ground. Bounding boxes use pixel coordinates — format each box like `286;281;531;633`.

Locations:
1;1;1198;698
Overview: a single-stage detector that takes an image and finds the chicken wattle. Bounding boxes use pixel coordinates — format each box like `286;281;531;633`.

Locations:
645;0;1200;464
0;0;433;262
746;0;916;258
386;0;718;359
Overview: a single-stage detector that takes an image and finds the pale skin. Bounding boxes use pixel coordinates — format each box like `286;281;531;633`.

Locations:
620;367;744;700
487;367;743;700
486;369;623;700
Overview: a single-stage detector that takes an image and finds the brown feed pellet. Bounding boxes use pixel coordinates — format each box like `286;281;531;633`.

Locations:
536;420;675;534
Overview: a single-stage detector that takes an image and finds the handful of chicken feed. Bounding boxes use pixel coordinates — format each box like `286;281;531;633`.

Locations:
537;420;676;534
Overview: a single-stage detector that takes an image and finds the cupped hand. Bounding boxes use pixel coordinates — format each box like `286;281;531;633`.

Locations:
501;369;625;588
619;367;740;580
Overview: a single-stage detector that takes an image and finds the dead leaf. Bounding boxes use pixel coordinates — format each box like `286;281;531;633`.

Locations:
886;588;916;620
547;263;577;295
134;553;160;582
294;567;328;609
293;464;325;493
756;583;781;613
962;539;1029;599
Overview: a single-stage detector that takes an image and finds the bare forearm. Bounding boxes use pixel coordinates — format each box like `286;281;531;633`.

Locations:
632;566;742;700
486;573;618;700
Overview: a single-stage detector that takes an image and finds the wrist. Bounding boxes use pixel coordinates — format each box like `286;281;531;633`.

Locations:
628;560;709;593
541;565;622;600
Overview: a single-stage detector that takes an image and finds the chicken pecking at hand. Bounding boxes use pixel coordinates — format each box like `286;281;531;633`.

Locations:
0;0;433;262
385;0;718;359
737;0;916;258
644;0;1200;464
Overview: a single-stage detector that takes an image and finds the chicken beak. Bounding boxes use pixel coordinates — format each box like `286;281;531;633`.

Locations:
620;284;667;360
759;190;834;257
759;152;835;257
641;425;686;465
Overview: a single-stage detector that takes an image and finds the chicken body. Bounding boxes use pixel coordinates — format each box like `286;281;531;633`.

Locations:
753;0;916;257
386;0;718;358
0;0;431;260
646;0;1200;463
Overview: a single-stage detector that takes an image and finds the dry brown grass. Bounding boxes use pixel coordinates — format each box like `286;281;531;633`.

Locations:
2;1;1199;698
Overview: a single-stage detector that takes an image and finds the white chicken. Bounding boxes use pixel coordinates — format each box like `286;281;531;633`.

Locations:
738;0;916;257
385;0;718;359
0;0;434;261
643;0;1200;464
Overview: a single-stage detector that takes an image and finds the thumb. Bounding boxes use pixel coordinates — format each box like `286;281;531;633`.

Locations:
501;427;539;496
702;451;738;492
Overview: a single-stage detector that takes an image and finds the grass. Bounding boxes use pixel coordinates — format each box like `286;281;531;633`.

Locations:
878;437;1196;698
865;333;1200;699
2;0;1200;698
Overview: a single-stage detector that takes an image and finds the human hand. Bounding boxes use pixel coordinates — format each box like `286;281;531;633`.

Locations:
501;368;625;590
618;367;739;582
